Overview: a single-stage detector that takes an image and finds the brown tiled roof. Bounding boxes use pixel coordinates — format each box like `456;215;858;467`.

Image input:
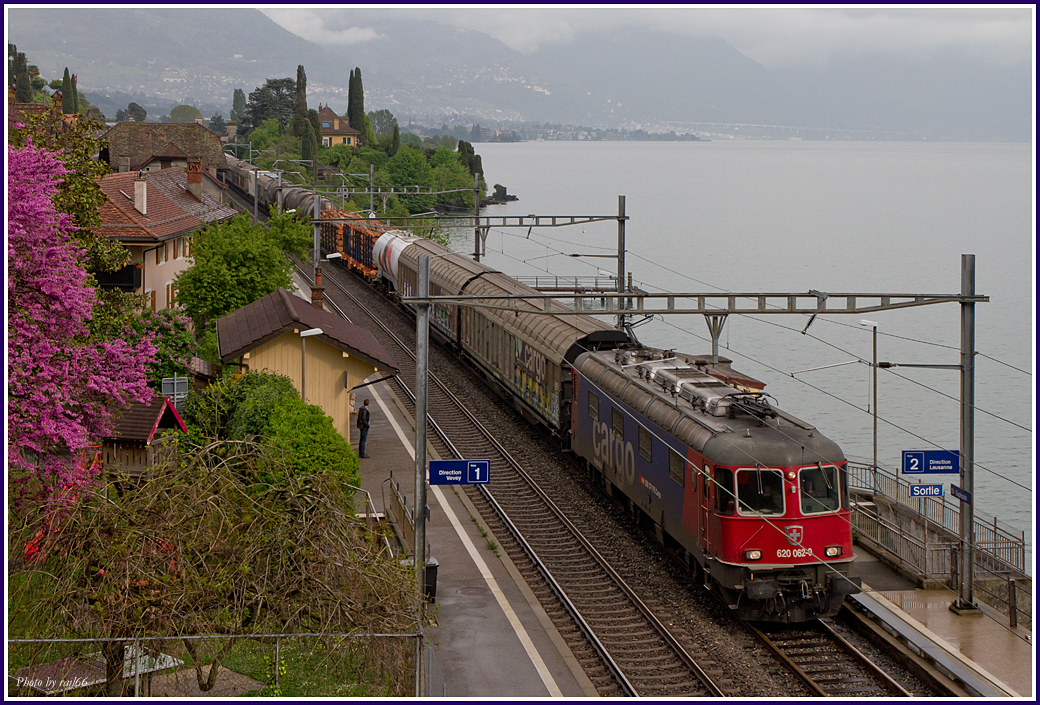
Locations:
143;168;237;223
216;288;399;373
317;104;360;136
97;171;205;242
101;122;228;172
106;391;187;443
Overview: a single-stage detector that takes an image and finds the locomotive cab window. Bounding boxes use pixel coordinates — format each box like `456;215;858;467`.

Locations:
736;468;785;516
668;449;684;486
588;391;599;421
611;408;624;439
638;426;652;461
799;464;841;515
714;467;735;515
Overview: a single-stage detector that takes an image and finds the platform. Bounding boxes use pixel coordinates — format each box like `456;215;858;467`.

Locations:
851;546;1033;697
348;374;1032;698
349;378;597;698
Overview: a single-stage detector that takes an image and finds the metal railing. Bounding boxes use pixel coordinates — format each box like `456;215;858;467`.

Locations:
848;463;1025;572
849;462;1031;627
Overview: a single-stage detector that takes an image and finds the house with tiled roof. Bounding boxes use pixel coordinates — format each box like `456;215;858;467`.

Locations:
216;287;398;443
99;391;187;480
99;122;228;179
95;165;236;310
316;104;361;147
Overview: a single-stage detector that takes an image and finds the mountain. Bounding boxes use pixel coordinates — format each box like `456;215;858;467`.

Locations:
7;7;1030;140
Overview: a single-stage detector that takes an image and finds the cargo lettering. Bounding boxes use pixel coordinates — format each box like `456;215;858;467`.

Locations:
592;420;635;486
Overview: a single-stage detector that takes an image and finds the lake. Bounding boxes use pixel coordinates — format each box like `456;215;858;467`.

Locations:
450;140;1034;566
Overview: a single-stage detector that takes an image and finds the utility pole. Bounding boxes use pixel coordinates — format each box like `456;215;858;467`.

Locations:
617;196;626;330
473;172;482;262
414;255;430;608
954;253;978;613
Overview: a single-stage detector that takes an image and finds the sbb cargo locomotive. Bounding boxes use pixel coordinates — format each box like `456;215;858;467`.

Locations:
226;162;860;622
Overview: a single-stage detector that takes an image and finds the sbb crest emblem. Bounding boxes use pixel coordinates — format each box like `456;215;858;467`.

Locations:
785;526;803;545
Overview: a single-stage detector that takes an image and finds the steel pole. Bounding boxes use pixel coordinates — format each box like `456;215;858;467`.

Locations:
873;323;878;474
313;157;320;279
617;195;626;330
956;254;976;609
415;255;429;594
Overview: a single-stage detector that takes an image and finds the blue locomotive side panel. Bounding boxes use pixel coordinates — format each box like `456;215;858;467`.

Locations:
574;373;692;545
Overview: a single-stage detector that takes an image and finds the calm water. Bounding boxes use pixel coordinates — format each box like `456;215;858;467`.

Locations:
451;140;1034;565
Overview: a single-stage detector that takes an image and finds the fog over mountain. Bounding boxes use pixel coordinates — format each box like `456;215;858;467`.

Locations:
7;6;1031;140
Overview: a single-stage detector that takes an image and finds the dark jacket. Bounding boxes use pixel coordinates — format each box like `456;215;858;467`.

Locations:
357;406;371;430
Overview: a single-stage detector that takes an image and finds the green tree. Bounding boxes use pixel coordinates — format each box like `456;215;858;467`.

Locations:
385;145;434;213
168;104;201;123
262;398;360;487
15;50;31;102
208;113;227;136
291;64;309;137
229;88;247;125
127;102;147;122
173;211;311;332
60;68;73;113
369;109;398;140
301;119;318;170
390;124;400;156
347;67;365;140
244;77;296;129
126;309;197;387
72;73;79;113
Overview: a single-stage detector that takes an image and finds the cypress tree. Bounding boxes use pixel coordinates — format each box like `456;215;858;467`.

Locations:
292;64;308;137
72;73;79;112
390;124;400;157
346;69;355;130
301;119;317;167
348;67;365;141
61;68;74;113
16;51;32;102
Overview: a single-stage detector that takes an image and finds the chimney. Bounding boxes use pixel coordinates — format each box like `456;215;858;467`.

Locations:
186;159;203;201
134;173;147;215
311;267;325;309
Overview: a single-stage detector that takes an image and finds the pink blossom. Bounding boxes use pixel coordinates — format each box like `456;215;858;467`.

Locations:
8;142;156;503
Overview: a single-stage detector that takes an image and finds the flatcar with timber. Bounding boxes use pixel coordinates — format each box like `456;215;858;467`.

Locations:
248;188;862;622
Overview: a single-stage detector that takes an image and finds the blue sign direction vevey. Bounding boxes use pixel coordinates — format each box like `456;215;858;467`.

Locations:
950;484;972;505
429;459;490;485
902;450;960;475
910;484;944;498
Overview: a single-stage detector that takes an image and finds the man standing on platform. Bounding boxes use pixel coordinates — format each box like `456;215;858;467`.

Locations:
357;398;372;458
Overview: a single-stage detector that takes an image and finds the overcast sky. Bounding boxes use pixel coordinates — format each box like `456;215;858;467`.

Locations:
261;5;1033;70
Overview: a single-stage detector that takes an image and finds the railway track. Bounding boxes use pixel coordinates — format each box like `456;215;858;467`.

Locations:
299;260;933;698
314;264;729;697
744;616;914;697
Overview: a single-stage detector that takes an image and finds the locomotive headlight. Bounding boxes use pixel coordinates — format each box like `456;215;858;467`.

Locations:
824;546;843;558
744;549;763;561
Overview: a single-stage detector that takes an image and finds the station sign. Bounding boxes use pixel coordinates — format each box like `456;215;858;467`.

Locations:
429;459;490;485
909;484;944;498
950;484;972;505
901;450;960;475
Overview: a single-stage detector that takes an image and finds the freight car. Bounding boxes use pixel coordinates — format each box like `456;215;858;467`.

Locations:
221;166;860;621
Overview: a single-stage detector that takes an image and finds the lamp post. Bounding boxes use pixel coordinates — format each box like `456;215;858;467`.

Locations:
300;328;323;402
860;320;878;477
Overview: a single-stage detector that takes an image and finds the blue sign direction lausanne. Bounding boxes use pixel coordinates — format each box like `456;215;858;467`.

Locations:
909;484;944;498
902;450;960;475
429;459;490;485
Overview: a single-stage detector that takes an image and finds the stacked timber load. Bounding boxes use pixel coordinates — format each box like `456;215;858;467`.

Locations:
321;207;389;279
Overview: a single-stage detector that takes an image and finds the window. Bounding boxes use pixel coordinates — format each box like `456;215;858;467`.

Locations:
714;467;735;515
638;426;652;461
668;449;685;486
174;238;181;260
322;121;331;128
147;289;156;312
588;391;599;421
799;464;841;515
736;468;785;516
184;237;192;258
611;408;624;439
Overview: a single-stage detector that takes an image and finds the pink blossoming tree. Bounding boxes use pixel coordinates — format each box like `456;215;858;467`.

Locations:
7;142;156;508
